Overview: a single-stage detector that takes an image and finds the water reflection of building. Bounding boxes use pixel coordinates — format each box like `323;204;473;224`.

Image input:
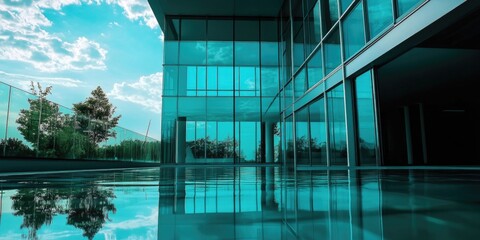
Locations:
157;167;284;239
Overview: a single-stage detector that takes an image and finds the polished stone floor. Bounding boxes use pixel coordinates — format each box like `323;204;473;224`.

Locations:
0;167;479;239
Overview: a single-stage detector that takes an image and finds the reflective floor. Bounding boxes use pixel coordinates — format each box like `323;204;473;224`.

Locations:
0;167;480;239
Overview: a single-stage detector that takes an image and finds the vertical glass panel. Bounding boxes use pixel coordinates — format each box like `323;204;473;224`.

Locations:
305;1;321;55
355;71;377;165
163;66;178;96
218;67;234;95
165;18;180;40
235;20;259;66
6;88;37;157
207;19;233;65
340;0;353;13
181;19;206;40
327;84;347;165
310;98;327;165
324;27;341;75
239;67;256;97
320;0;339;36
285;81;293;108
239;122;257;162
179;41;206;65
217;122;234;160
292;0;305;70
366;0;393;39
342;2;365;59
285;115;294;166
0;83;10;151
397;0;422;17
294;67;307;99
164;41;179;65
307;47;323;88
197;66;207;96
295;106;310;165
207;66;218;96
186;66;197;96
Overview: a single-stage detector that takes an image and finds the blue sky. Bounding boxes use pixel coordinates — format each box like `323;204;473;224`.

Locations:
0;0;164;139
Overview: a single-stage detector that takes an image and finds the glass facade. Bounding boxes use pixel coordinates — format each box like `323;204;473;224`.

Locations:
159;0;429;166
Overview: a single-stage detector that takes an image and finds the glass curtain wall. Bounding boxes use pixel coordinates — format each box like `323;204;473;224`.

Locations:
162;17;278;164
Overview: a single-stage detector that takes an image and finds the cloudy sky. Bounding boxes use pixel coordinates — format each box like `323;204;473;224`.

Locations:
0;0;164;139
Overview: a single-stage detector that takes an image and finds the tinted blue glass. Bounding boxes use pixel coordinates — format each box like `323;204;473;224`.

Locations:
343;2;365;59
164;41;178;64
366;0;393;39
307;47;323;88
340;0;353;13
207;66;217;96
309;97;327;165
285;115;294;166
321;0;339;36
285;81;293;107
355;71;377;165
294;68;307;99
295;106;310;165
324;28;341;75
218;67;233;91
179;41;206;65
397;0;422;17
163;66;178;96
327;84;347;165
207;42;233;65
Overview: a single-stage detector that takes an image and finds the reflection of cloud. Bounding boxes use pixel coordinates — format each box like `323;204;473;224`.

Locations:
109;72;163;113
0;70;82;90
102;208;158;236
37;230;82;240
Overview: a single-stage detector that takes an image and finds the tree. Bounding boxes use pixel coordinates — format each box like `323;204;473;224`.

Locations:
73;86;121;145
16;82;65;157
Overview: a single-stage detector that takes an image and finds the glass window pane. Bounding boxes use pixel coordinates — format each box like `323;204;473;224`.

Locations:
305;2;321;54
397;0;422;17
340;0;353;13
310;98;327;165
295;106;310;165
181;19;206;40
179;41;206;65
355;71;377;165
366;0;393;39
324;27;341;75
207;66;218;96
285;115;294;166
321;0;339;36
342;2;365;59
294;67;307;99
164;41;178;65
327;84;347;165
307;47;323;88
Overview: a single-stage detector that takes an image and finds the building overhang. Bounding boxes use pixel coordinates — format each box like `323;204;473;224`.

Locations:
148;0;283;31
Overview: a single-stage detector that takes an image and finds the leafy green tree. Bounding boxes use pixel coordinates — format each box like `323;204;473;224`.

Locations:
0;138;33;157
73;87;121;145
16;82;65;157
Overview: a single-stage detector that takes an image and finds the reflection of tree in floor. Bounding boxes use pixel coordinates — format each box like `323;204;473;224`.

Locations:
11;186;116;240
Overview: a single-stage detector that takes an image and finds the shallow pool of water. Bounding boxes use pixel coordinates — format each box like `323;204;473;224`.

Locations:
0;167;479;239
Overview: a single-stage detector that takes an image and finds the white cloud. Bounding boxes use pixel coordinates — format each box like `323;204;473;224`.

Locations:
109;72;163;113
0;70;82;92
0;1;108;72
106;0;158;29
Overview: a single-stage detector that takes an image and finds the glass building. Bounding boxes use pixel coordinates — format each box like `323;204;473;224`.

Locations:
150;0;480;166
